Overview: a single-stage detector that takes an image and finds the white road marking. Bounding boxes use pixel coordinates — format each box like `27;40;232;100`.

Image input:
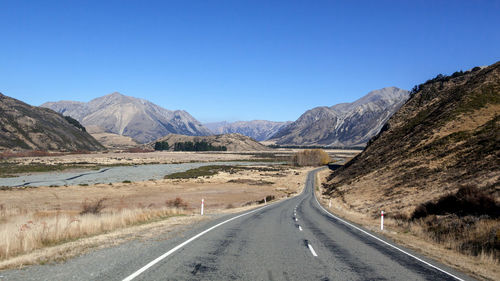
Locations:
308;244;318;257
299;226;303;231
295;217;298;222
122;204;272;281
313;195;466;281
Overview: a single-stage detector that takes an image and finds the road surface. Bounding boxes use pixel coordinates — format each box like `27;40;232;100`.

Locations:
1;168;474;281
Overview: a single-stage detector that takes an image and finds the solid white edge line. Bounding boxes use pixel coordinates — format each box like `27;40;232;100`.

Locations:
313;194;466;281
308;244;318;257
122;204;272;281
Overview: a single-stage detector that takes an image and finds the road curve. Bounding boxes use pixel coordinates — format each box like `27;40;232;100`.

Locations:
1;168;475;281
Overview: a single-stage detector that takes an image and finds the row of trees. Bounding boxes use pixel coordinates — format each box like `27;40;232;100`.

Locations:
154;141;170;151
154;140;227;151
292;149;331;166
174;141;227;151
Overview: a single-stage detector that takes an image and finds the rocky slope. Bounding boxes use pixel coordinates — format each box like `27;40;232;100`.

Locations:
0;93;104;151
42;92;212;143
269;87;409;146
204;120;292;141
150;133;271;151
323;62;499;216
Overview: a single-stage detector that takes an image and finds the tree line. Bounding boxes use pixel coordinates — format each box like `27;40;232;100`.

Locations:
154;140;227;151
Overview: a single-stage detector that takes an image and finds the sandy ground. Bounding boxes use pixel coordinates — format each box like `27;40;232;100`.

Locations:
3;151;260;166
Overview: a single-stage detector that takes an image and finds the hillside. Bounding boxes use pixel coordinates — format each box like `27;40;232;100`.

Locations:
269;87;408;146
150;133;271;151
0;93;104;151
322;62;499;272
42;92;212;144
204;120;292;141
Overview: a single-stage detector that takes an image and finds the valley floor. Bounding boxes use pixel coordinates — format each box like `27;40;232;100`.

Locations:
0;158;311;270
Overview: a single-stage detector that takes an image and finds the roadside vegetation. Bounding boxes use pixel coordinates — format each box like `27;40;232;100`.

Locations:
292;149;331;166
0;199;187;261
405;186;499;260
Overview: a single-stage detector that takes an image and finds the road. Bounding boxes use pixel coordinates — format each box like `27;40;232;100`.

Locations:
1;168;474;281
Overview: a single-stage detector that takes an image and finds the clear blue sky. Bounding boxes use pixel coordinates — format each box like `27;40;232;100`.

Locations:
1;0;499;122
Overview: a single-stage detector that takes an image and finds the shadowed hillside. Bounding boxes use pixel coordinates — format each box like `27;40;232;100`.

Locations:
0;93;104;151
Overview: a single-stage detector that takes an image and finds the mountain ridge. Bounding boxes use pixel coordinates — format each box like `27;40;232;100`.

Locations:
204;120;292;141
42;92;212;143
269;87;409;146
0;93;104;151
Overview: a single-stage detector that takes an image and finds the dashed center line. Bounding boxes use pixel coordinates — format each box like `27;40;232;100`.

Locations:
308;244;318;257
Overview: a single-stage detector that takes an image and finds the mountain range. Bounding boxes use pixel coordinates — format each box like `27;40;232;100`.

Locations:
0;93;103;151
204;120;292;141
268;87;409;146
42;92;212;143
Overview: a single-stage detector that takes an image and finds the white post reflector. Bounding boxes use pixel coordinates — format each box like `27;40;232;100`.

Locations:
381;211;384;230
201;198;204;216
264;197;267;204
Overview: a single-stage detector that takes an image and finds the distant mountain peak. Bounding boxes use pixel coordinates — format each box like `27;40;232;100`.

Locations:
269;87;409;146
204;120;292;141
42;93;211;143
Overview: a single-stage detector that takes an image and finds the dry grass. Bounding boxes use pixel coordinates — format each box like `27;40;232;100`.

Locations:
0;205;186;261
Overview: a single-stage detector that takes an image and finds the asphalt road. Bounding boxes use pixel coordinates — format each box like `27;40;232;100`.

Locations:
1;168;475;281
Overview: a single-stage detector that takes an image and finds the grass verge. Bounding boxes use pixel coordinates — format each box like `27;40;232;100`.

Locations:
0;205;186;261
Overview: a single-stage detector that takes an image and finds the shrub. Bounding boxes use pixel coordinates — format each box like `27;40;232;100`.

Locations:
292;149;331;166
257;195;275;204
165;197;188;209
411;185;499;219
80;198;107;215
154;141;170;151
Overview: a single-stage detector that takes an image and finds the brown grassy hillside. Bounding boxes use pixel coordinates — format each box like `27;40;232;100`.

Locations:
321;62;499;278
0;93;104;152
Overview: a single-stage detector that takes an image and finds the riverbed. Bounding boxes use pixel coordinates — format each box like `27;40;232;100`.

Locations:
0;162;277;187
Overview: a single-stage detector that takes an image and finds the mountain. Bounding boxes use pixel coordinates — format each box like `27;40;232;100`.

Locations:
0;93;104;151
42;92;212;144
325;62;500;228
269;87;409;146
204;120;292;141
150;133;271;151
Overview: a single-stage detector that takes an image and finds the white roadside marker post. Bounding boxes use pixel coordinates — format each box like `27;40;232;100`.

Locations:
264;197;267;204
201;198;204;216
329;199;331;208
381;210;384;230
